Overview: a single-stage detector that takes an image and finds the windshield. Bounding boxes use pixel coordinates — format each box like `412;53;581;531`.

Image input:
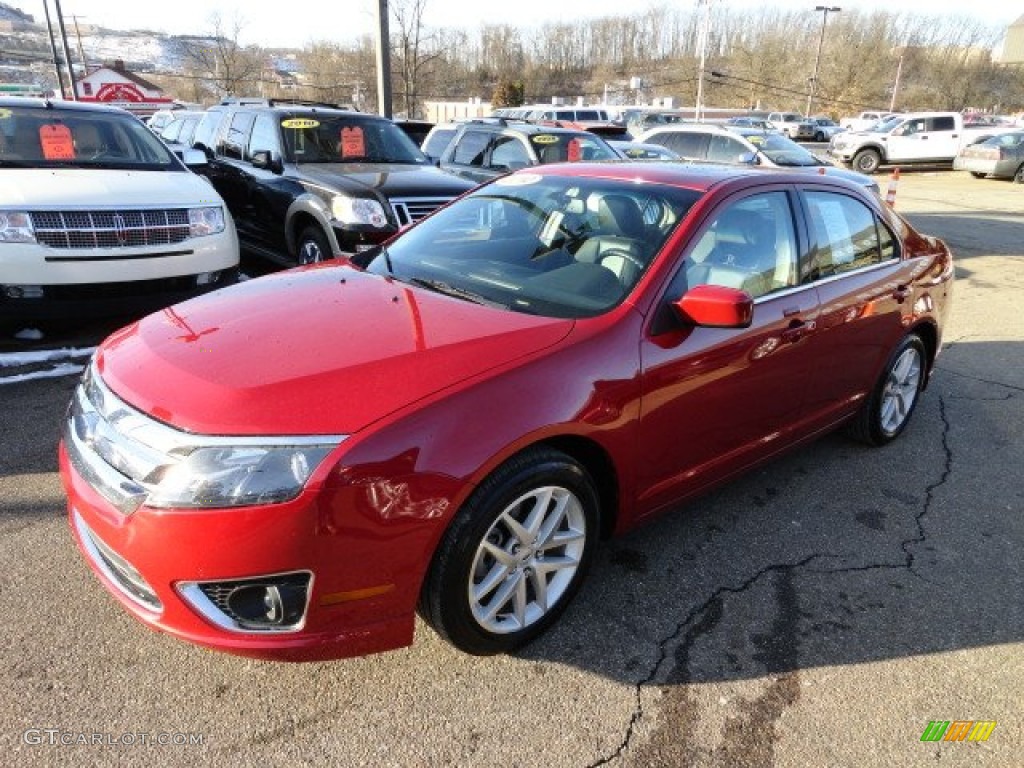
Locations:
528;132;620;163
358;173;700;319
0;105;179;169
745;133;822;167
869;116;904;133
281;114;430;164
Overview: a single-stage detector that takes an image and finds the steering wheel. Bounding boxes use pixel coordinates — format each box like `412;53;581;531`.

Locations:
597;247;646;281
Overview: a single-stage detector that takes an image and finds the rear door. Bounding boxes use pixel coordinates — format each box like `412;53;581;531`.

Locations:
794;185;919;427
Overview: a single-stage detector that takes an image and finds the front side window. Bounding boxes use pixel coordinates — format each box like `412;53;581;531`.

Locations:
489;136;530;170
223;112;255;160
0;106;177;169
706;135;750;163
358;175;700;318
248;113;281;158
681;191;799;299
647;131;707;159
804;191;897;278
451;129;492;166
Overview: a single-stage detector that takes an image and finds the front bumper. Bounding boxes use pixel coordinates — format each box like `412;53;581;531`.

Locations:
60;442;418;661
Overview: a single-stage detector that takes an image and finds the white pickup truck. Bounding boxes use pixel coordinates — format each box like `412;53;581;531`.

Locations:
828;111;1010;174
838;111;895;132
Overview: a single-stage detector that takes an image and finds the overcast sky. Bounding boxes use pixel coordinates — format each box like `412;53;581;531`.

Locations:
58;0;1018;50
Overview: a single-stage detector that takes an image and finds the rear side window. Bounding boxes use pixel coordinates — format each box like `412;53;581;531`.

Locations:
804;191;898;278
648;131;707;159
192;109;226;153
423;128;456;157
929;116;956;132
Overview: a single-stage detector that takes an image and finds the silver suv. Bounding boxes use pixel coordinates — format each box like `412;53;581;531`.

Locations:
767;112;816;141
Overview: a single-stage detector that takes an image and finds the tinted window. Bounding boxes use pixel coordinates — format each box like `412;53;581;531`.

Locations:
223;112;255;160
248;113;281;157
706;135;749;163
489;136;530;169
452;130;492;165
576;110;600;121
929;116;956;132
648;131;707;158
804;191;896;278
422;127;457;157
192;109;226;153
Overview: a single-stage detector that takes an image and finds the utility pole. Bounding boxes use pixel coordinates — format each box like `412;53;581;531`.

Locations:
695;0;713;122
41;1;66;98
889;51;904;112
52;0;78;100
806;5;840;117
375;0;392;118
72;15;88;74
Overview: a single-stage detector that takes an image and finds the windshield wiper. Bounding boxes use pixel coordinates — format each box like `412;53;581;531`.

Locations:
408;277;499;307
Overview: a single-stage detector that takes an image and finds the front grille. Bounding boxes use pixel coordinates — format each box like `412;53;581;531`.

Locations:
31;209;191;249
73;511;162;613
390;197;453;227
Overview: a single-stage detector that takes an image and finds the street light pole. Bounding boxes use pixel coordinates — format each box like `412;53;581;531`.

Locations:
695;0;714;123
806;5;840;117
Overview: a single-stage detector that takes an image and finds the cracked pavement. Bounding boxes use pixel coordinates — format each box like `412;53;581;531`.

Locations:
1;172;1021;767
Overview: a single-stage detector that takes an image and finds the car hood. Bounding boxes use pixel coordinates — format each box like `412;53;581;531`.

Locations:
0;168;216;207
96;264;574;436
292;163;474;198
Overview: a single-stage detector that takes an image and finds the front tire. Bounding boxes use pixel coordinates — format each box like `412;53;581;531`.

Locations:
848;334;926;446
852;148;882;174
419;447;599;655
970;172;987;179
296;226;331;265
815;131;825;142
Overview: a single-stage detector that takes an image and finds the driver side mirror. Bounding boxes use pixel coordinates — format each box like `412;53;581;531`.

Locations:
671;284;753;328
251;149;283;174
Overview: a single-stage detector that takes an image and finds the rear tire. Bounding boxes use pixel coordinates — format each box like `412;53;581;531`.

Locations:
848;334;926;446
970;172;986;179
419;447;599;655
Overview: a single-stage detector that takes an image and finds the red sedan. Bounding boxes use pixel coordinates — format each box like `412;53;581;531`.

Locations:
61;163;953;660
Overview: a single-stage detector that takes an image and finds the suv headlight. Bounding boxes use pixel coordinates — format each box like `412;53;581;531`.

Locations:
188;206;226;237
331;196;388;228
0;211;35;243
145;442;339;509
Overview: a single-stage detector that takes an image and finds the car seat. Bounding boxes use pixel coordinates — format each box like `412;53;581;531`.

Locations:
574;194;649;288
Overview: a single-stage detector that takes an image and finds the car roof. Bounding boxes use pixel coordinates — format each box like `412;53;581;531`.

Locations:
0;97;135;116
518;160;868;195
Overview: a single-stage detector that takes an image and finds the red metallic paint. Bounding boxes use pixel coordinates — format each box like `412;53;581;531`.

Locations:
674;285;754;328
62;164;953;660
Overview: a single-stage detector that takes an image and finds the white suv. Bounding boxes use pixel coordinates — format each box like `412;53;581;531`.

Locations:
0;98;238;322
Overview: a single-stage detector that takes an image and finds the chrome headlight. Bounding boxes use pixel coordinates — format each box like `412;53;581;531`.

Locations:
331;196;388;227
67;363;344;512
188;206;226;237
146;442;337;508
0;211;35;243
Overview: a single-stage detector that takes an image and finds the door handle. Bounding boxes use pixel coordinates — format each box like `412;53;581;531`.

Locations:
781;319;815;343
893;285;910;303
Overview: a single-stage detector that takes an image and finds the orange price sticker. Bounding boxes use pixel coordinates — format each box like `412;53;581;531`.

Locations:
340;126;365;158
40;124;75;160
566;138;581;162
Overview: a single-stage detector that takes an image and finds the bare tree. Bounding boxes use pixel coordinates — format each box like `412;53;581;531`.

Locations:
181;13;266;98
390;0;444;118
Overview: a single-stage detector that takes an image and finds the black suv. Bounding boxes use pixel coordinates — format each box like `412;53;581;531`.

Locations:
189;99;475;265
439;120;620;184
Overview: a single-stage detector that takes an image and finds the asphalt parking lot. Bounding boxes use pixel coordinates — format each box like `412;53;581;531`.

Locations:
0;169;1021;767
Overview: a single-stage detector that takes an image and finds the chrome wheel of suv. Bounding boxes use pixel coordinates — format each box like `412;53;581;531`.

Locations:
297;226;330;265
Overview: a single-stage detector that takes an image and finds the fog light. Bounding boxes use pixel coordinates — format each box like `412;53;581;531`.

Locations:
178;571;312;633
4;284;44;299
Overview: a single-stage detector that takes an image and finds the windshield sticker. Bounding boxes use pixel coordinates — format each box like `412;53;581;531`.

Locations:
494;172;542;186
0;108;11;121
340;126;365;158
566;138;582;162
748;135;766;146
40;124;74;160
531;135;558;145
281;118;320;129
625;148;645;158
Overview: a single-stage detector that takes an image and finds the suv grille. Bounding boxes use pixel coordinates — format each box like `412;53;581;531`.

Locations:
390;197;453;227
31;209;191;249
